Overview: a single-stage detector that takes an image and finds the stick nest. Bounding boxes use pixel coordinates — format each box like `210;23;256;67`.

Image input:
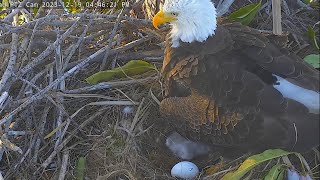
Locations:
0;9;169;179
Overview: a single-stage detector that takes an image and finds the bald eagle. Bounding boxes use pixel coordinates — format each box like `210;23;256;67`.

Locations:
153;0;319;153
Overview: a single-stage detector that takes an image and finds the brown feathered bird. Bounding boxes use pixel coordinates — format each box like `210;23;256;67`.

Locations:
153;0;319;153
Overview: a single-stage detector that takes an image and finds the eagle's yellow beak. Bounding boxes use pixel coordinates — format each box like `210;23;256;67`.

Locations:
152;10;177;29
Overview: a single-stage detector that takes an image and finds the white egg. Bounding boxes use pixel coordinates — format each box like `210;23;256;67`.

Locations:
171;161;199;180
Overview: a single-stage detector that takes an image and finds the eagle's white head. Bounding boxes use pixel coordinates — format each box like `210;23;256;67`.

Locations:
153;0;217;47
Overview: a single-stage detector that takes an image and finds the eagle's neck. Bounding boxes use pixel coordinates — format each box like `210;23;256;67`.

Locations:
169;1;217;48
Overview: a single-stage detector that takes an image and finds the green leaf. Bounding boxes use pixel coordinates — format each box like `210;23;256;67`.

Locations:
18;14;26;25
222;149;292;180
302;0;319;6
0;0;9;11
264;164;286;180
62;0;83;13
303;0;312;4
304;54;320;68
310;2;320;9
76;157;86;180
228;1;262;25
0;14;6;19
307;26;319;50
31;6;40;16
85;60;155;85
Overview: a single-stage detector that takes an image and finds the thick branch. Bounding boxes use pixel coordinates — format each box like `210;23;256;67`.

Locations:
272;0;283;35
0;33;18;92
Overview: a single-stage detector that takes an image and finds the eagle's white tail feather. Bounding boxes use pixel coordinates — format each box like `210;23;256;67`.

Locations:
273;75;319;114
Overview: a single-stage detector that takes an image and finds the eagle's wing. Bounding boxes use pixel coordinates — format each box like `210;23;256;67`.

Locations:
160;23;319;152
225;23;319;91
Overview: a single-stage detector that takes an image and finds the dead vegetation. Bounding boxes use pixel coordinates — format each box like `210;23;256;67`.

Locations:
0;0;319;179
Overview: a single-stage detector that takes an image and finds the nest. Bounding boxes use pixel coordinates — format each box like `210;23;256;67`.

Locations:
0;0;319;179
0;8;169;179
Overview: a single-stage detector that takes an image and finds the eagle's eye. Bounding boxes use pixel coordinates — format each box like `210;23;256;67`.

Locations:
170;12;178;16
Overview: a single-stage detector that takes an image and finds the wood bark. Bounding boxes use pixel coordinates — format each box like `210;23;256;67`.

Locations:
272;0;283;35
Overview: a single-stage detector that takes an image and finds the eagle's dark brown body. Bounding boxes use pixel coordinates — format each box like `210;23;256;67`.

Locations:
160;22;319;153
